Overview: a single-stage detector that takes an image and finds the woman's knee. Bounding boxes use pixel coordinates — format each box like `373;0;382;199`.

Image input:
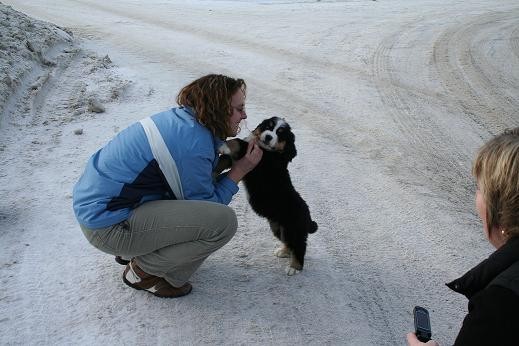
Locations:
211;204;237;241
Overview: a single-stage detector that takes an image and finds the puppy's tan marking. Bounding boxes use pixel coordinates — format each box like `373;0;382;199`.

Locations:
274;245;291;258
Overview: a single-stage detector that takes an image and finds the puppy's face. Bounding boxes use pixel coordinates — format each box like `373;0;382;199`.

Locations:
252;117;297;161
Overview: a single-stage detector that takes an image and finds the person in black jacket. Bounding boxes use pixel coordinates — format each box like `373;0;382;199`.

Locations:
407;127;519;346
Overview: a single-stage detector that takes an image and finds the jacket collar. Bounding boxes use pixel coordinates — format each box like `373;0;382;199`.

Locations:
446;236;519;299
180;105;195;117
178;106;224;152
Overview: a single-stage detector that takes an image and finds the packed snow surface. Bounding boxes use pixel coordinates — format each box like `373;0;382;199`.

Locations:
1;0;518;345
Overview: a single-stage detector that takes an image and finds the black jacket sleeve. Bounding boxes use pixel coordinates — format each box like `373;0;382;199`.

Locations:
454;285;519;346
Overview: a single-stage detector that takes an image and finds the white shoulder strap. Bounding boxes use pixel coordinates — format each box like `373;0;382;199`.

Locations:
140;117;184;200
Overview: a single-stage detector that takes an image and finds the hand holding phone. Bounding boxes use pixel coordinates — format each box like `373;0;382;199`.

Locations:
413;306;432;343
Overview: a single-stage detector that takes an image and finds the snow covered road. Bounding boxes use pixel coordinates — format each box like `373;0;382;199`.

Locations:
1;0;519;344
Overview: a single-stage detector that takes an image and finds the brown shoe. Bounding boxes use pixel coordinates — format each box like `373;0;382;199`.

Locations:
122;259;192;298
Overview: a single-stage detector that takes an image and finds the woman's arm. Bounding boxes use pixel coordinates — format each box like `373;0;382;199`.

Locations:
227;140;263;183
453;286;518;346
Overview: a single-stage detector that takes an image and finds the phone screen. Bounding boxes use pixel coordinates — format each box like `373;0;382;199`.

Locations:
416;309;430;329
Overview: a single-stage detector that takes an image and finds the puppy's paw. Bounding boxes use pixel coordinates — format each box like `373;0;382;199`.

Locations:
244;133;258;142
287;257;303;275
285;266;300;276
274;246;290;258
218;143;231;155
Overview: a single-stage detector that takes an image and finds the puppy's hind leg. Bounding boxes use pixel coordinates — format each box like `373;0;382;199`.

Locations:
287;251;304;275
275;244;291;258
270;220;291;258
285;234;307;276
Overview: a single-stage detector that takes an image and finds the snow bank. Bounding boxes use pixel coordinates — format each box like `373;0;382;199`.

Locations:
0;3;73;118
0;3;134;128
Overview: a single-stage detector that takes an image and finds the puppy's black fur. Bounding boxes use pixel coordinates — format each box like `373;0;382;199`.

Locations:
217;117;317;275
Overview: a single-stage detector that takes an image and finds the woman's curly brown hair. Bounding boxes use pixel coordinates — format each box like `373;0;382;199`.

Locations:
176;74;246;139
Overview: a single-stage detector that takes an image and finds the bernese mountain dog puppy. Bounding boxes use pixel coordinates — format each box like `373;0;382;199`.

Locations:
216;117;318;275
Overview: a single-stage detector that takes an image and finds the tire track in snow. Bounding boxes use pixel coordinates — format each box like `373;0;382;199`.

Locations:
432;10;519;133
372;19;475;213
69;0;372;82
373;11;519;214
511;26;519;60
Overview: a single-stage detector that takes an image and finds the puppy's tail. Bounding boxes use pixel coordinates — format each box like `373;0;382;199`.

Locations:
308;221;318;234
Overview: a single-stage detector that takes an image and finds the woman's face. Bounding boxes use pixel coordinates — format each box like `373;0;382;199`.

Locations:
475;185;488;235
476;183;506;249
228;88;247;137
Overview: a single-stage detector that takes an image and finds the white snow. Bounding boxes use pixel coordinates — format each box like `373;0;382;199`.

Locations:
1;0;518;345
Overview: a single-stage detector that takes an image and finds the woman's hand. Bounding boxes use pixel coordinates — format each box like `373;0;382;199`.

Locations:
227;139;263;183
406;333;439;346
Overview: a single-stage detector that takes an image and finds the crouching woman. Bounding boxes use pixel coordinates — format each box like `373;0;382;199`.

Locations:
72;74;262;298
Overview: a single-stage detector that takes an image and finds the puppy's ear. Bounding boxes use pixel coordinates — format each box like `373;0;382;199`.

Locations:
283;132;297;162
235;138;249;160
222;138;248;160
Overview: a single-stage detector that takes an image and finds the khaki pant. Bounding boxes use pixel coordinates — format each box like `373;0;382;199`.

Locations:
81;200;237;287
